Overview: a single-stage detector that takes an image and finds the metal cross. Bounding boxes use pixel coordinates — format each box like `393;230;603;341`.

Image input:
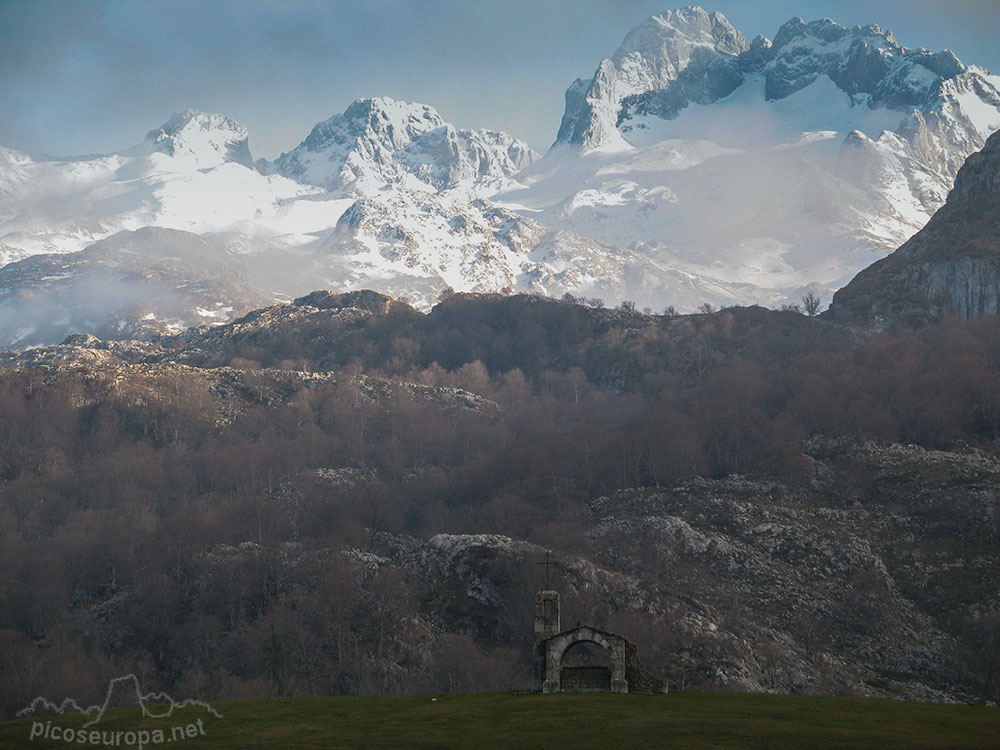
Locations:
536;551;558;589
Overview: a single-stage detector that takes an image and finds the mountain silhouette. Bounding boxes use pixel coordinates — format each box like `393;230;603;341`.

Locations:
17;673;222;726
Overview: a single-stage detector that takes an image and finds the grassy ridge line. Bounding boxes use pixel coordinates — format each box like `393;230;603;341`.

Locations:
1;691;997;749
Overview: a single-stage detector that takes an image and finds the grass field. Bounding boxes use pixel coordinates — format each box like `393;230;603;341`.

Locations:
1;691;996;749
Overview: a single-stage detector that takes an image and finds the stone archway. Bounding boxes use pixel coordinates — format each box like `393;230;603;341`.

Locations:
540;626;628;693
560;640;612;692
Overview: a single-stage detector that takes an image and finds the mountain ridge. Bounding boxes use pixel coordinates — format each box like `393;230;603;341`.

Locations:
2;8;1000;345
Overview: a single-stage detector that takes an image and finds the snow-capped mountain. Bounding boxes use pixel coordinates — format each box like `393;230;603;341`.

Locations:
2;7;1000;348
0;109;332;257
555;7;750;153
134;108;255;169
0;100;542;263
260;97;539;194
308;186;764;311
498;7;1000;308
0;102;640;345
256;97;732;311
554;8;1000;162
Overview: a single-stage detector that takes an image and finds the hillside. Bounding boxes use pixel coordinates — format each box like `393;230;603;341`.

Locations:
827;128;1000;328
1;293;999;713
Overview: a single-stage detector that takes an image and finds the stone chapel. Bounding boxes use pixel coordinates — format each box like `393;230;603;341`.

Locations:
533;589;669;694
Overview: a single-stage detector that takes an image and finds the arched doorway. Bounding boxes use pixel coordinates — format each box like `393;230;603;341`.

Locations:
533;592;668;694
540;625;629;693
560;640;612;692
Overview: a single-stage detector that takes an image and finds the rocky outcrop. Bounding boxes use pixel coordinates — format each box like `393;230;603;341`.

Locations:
292;289;405;315
826;128;1000;327
0;242;25;268
315;435;999;701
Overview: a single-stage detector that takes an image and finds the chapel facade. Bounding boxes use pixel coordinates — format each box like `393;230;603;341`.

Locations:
533;589;668;694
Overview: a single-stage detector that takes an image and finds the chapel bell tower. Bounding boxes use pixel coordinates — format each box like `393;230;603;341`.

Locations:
534;590;561;641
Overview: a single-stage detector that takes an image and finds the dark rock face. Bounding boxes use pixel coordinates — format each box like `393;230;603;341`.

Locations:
555;78;595;146
949;128;1000;201
826;129;1000;328
620;46;746;123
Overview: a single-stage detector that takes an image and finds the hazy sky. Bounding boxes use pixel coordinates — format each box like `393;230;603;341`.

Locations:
2;0;999;159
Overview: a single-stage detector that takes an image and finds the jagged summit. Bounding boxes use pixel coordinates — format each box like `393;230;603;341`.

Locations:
262;96;538;193
303;97;445;151
555;6;999;155
610;7;748;82
555;6;748;151
140;109;254;169
759;16;968;105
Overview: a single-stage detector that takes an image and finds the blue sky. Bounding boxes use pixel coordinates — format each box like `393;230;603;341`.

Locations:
1;0;998;158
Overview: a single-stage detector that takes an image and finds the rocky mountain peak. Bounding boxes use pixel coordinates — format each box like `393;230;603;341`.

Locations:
143;109;254;169
610;6;748;83
264;97;538;193
302;97;446;154
555;6;748;151
761;18;969;104
559;8;997;155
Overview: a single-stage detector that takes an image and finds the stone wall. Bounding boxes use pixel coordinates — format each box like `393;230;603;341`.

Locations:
625;642;669;694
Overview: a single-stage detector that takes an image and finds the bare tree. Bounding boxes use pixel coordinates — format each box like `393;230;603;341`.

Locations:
963;611;1000;697
802;291;822;317
697;302;715;314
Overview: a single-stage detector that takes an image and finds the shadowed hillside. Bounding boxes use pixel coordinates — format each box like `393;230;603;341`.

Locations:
1;293;999;714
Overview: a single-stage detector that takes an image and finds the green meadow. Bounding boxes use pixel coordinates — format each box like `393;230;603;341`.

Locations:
2;691;996;750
